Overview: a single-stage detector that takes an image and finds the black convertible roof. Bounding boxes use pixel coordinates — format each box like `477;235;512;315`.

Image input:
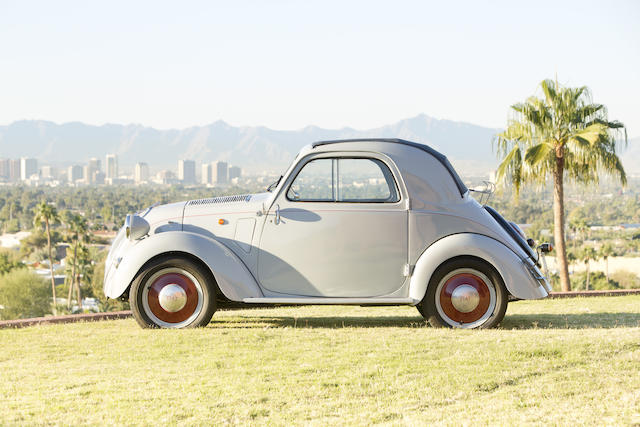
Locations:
311;138;468;197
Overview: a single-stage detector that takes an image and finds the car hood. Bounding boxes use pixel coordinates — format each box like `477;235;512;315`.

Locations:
182;192;273;221
140;201;188;227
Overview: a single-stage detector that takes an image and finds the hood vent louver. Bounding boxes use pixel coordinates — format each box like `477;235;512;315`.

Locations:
188;195;252;206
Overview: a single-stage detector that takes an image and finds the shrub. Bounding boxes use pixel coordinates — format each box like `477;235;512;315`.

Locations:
609;270;640;289
4;219;20;233
0;269;51;320
570;271;619;291
0;248;25;275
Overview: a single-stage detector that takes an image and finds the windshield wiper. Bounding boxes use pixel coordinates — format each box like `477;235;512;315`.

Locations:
266;175;283;192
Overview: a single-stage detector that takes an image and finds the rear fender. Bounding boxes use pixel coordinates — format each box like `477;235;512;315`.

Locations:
409;233;548;302
104;231;263;301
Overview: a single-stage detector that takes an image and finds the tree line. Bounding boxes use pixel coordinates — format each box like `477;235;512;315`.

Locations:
0;184;262;319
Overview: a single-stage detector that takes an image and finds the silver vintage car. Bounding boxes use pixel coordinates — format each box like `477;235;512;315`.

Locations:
104;139;551;329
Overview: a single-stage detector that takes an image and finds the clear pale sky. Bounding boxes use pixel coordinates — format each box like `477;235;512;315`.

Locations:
1;0;638;135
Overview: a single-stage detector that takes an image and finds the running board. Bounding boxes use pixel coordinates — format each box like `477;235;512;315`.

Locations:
242;297;417;305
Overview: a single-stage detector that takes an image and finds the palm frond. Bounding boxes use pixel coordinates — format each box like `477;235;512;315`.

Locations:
496;78;627;192
524;142;553;165
495;145;523;194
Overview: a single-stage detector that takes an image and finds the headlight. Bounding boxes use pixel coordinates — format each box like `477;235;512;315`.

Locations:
125;214;150;241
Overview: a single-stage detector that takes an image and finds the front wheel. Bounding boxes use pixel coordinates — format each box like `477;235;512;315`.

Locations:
130;256;216;328
419;257;508;329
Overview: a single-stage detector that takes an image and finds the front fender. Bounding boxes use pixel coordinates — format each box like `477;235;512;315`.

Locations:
104;231;263;301
408;233;548;302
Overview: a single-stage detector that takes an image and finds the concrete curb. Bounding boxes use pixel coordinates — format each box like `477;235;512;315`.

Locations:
548;289;640;298
0;311;132;329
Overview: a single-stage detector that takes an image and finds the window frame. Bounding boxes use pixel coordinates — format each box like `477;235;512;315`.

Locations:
285;155;401;204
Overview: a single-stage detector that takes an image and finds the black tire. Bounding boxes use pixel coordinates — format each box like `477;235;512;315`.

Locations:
129;256;216;329
419;257;508;329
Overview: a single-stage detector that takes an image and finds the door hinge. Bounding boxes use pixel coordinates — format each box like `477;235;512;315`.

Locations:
403;264;414;277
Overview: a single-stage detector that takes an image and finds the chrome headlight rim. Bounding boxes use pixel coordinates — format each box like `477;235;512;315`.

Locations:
125;214;131;239
125;214;150;241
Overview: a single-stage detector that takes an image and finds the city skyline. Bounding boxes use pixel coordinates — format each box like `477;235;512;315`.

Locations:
0;152;244;187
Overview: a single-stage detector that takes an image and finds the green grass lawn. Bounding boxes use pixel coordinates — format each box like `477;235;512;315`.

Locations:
1;296;639;426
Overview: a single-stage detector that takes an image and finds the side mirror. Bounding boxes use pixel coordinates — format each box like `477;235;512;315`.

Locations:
289;186;300;200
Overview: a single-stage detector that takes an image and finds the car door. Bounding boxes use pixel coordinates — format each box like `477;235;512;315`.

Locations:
257;154;408;297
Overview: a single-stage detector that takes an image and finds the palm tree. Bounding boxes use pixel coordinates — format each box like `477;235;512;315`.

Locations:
569;217;588;251
65;214;89;310
33;201;60;313
581;247;598;291
495;79;627;291
567;249;577;274
600;243;614;284
75;244;92;310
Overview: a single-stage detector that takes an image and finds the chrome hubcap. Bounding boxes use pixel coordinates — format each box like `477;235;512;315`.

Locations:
450;284;480;313
434;268;497;329
158;284;187;312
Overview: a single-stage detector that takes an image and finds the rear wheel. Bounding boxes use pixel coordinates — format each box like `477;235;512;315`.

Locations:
420;257;507;329
130;256;216;328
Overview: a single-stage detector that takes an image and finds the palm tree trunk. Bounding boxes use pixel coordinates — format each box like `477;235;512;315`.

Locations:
45;218;57;315
586;262;590;290
70;240;78;312
553;155;571;291
75;265;82;313
67;276;73;308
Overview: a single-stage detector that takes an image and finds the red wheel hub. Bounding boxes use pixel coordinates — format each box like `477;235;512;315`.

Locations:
147;273;199;324
439;273;491;324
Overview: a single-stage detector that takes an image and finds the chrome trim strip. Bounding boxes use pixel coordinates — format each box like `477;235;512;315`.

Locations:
243;297;417;305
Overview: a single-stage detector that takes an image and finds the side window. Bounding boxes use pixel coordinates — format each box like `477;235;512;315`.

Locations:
288;157;399;203
337;158;399;202
287;158;334;201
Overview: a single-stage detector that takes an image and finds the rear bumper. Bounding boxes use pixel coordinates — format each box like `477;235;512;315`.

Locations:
523;258;552;295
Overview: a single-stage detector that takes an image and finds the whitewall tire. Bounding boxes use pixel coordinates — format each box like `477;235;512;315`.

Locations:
130;256;216;328
420;257;508;329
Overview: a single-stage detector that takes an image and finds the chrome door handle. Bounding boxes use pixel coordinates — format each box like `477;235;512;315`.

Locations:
274;204;280;225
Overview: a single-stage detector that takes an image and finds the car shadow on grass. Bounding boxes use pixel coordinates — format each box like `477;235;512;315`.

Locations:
501;312;640;329
211;312;640;330
211;315;429;329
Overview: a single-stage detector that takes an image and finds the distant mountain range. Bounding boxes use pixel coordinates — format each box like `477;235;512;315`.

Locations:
0;114;637;176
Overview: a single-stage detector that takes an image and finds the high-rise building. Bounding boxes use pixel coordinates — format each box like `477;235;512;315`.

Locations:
41;165;56;179
214;161;228;185
106;154;118;180
178;160;196;184
154;170;175;185
89;157;101;172
0;158;9;180
68;165;83;183
201;163;213;185
88;157;101;183
228;165;242;181
93;171;105;185
134;162;150;184
20;158;38;181
9;159;21;182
